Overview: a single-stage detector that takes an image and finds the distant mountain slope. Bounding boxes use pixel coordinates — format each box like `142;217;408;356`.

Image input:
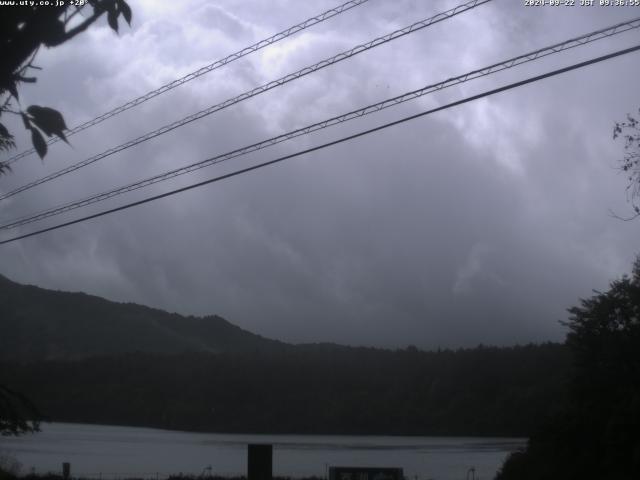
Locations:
0;274;288;361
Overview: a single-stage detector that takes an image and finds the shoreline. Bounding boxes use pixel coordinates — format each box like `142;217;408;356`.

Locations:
23;421;529;442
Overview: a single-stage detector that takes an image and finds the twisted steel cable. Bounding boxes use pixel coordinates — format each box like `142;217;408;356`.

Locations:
2;15;638;232
0;0;492;201
2;43;639;245
1;0;371;166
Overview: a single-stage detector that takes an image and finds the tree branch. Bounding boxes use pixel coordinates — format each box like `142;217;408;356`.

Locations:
607;208;640;222
63;4;85;26
56;9;103;44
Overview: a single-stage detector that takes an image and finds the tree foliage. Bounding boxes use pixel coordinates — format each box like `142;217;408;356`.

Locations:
496;257;640;480
0;384;42;437
0;0;132;437
0;0;132;174
613;110;640;219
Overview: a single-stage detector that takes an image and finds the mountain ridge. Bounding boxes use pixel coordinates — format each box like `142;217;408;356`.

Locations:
0;274;575;437
0;273;289;362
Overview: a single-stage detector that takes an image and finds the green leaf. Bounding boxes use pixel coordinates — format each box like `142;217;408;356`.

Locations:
107;8;119;32
0;162;12;175
118;0;132;25
21;112;31;130
0;121;15;155
42;19;67;47
26;105;68;143
15;75;37;83
31;128;47;160
7;81;18;100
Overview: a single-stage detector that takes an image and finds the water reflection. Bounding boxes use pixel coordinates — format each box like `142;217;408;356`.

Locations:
0;423;524;480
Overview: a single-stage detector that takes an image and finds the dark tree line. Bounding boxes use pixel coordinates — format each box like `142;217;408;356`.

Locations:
496;258;640;480
0;342;570;437
0;383;42;436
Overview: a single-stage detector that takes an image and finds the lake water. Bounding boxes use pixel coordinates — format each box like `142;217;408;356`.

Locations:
0;423;524;480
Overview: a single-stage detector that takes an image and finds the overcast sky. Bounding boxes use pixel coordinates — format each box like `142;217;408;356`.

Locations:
1;0;639;349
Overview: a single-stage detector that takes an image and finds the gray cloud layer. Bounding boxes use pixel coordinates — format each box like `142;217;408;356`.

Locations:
1;0;639;348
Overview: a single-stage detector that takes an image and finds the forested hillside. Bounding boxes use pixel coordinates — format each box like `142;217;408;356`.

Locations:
0;274;573;437
0;274;286;361
1;344;570;437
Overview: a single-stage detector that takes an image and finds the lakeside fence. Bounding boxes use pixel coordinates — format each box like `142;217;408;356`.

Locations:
22;466;255;480
25;472;250;480
23;469;439;480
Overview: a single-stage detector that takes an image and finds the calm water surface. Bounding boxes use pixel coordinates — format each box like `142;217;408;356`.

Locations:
0;423;524;480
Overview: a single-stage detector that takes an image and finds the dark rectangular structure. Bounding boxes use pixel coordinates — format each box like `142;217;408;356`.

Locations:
248;444;273;480
62;463;70;480
329;467;404;480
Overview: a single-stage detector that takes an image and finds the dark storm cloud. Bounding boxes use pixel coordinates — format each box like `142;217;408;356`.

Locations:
1;0;639;348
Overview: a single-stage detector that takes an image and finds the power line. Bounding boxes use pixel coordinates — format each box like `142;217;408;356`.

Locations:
0;0;491;201
2;43;638;246
2;16;638;232
0;0;371;166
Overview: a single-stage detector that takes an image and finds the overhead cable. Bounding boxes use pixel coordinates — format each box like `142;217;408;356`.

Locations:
1;43;638;246
0;0;372;166
2;16;638;231
0;0;491;201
